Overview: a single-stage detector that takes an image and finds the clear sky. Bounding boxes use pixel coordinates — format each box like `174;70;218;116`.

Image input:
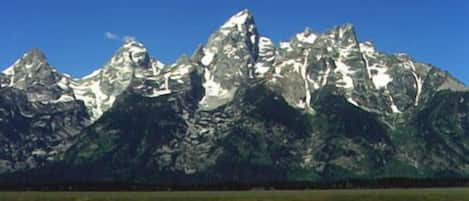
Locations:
1;0;468;84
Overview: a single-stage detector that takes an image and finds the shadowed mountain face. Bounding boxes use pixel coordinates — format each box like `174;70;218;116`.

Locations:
0;10;468;184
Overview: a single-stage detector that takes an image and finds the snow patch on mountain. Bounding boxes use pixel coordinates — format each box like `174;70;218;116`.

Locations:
360;41;375;54
71;77;115;121
221;9;251;31
68;39;167;121
2;57;21;78
279;42;293;52
296;28;317;44
199;68;234;110
334;60;355;89
347;97;359;107
2;52;35;87
389;96;401;113
369;66;392;89
255;37;275;77
200;69;227;98
318;67;331;89
300;51;312;110
360;42;392;89
254;63;270;76
201;50;216;66
360;42;402;113
405;61;423;106
144;72;172;98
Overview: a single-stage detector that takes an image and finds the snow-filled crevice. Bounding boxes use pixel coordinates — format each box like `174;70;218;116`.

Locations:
407;61;423;106
300;50;312;110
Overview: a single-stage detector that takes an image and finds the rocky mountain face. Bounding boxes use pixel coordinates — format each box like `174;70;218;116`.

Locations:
1;10;468;184
0;50;89;173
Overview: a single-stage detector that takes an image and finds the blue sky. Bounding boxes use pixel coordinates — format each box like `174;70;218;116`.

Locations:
1;0;468;84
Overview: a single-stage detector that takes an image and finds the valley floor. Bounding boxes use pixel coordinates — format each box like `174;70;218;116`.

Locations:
0;188;468;201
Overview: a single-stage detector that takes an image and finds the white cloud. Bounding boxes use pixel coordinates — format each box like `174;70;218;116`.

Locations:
104;32;120;40
104;32;137;42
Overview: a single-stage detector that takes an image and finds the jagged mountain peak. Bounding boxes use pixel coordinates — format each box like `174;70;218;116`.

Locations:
333;23;355;35
194;9;263;110
22;48;48;63
216;9;259;50
175;54;192;66
193;9;260;68
108;39;151;67
338;23;355;31
303;27;314;35
121;38;146;51
359;41;376;54
3;48;49;75
294;27;318;44
322;23;358;43
201;9;260;58
79;39;159;82
0;49;76;103
68;39;170;122
1;48;66;92
220;9;255;31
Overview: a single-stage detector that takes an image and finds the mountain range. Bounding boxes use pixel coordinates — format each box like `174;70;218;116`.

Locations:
0;9;468;185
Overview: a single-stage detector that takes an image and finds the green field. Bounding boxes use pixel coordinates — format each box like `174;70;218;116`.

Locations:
0;188;468;201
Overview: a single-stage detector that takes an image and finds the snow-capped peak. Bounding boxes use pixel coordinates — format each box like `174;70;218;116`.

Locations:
324;23;357;43
218;9;259;47
109;39;150;67
359;41;376;54
221;9;253;31
296;27;317;44
3;48;48;74
122;38;145;50
337;23;355;37
0;49;75;102
2;48;61;87
2;59;20;76
22;48;47;63
69;39;168;122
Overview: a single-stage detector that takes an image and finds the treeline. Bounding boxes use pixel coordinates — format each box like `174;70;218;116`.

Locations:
1;177;469;191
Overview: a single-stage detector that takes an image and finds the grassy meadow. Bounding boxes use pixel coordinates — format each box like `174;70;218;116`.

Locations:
0;188;468;201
